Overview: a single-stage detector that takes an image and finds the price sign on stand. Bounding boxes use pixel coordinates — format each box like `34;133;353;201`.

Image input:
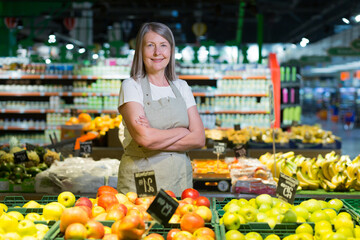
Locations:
276;172;299;204
234;124;241;131
233;144;247;158
26;143;36;151
147;189;179;225
134;170;157;197
14;150;29;164
80;141;92;156
70;108;78;117
213;142;226;171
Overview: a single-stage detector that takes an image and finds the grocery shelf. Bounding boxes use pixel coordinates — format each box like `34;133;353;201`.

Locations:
0;92;118;97
0;109;117;114
179;75;213;80
0;74;98;80
193;92;268;97
0;126;60;131
280;81;301;88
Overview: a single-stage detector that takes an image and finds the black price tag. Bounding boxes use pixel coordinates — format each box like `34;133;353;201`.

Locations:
213;142;227;155
80;141;92;155
234;124;241;131
26;143;36;151
14;150;29;164
134;170;157;197
70;108;78;116
233;144;247;158
147;189;179;225
215;119;222;127
276;172;299;204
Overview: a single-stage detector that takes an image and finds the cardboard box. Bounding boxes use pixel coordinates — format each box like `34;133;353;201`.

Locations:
107;127;122;147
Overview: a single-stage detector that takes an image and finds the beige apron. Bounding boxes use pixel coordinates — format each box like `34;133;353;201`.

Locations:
117;76;193;196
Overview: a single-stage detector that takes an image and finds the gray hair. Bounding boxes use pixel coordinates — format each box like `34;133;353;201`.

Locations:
130;22;177;81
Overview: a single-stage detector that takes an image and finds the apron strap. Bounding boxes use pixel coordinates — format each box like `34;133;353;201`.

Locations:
141;76;183;102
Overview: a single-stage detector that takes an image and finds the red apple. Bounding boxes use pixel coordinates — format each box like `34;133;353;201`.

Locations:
194;206;212;223
111;215;146;240
106;208;126;221
64;223;87;240
107;203;128;215
144;233;165;240
103;233;119;240
85;220;105;239
75;197;93;209
126;192;138;203
77;205;92;219
195;196;210;208
97;193;119;210
180;212;205;234
193;227;215;239
60;207;90;232
167;229;181;240
181;188;200;200
97;186;118;197
194;236;214;240
179;204;196;216
181;198;196;205
165;190;176;198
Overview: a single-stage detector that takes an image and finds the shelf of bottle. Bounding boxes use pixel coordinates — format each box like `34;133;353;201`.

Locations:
0;92;119;97
199;110;269;114
179;75;269;80
0;74;100;80
193;92;268;97
0;126;60;131
0;108;118;114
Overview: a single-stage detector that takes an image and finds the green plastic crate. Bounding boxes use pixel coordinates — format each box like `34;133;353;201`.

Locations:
343;199;360;217
7;207;43;214
2;196;27;207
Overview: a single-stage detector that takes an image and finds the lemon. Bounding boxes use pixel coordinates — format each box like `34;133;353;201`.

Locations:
296;223;313;235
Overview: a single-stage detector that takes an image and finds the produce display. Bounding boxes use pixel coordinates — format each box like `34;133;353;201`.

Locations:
0;186;216;240
219;194;360;240
0;137;60;185
205;125;340;147
192;159;230;175
65;113;122;136
260;151;360;191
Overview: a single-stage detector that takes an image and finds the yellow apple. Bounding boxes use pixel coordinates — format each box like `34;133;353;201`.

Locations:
17;220;37;236
58;191;76;208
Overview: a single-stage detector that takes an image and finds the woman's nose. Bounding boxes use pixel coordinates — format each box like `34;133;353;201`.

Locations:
154;46;161;55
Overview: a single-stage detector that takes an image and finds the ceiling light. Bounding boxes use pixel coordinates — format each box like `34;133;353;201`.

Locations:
66;44;74;50
92;54;99;59
300;37;309;47
45;59;51;64
355;14;360;22
78;48;86;54
342;17;350;24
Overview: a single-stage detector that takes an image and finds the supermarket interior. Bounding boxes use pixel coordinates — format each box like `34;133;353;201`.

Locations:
1;1;360;240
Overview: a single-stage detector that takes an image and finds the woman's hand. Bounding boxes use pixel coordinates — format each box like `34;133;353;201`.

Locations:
135;115;150;128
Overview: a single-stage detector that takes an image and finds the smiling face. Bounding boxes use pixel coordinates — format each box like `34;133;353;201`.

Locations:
142;31;171;75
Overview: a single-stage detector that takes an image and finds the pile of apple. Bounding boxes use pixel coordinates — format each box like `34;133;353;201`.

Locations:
57;186;216;240
0;203;51;240
220;193;352;234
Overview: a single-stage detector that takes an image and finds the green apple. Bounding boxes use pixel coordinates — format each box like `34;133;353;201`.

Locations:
58;191;76;208
35;223;49;233
223;212;241;230
255;194;273;207
336;227;354;238
296;223;313;235
239;205;258;222
309;210;330;223
256;212;268;222
24;213;42;222
7;211;25;221
334;216;354;231
4;232;21;240
238;214;246;224
314;228;334;240
225;230;245;240
237;198;249;207
328;233;347;240
281;209;297;223
227;204;242;214
264;234;280;240
296;233;314;240
292;205;310;220
323;208;337;223
318;200;329;209
266;217;277;229
258;204;272;213
328;199;343;212
0;214;18;233
17;220;37;237
249;199;258;208
224;202;239;212
314;220;333;232
245;232;263;240
337;212;352;220
300;199;322;213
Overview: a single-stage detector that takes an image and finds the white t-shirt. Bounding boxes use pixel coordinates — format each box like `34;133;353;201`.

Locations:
118;77;196;148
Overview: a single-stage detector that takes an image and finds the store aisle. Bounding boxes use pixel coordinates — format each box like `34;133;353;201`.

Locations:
302;116;360;159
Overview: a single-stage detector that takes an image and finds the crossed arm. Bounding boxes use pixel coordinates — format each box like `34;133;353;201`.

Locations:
119;101;205;151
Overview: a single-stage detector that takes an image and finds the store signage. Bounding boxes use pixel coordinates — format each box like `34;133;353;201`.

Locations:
14;150;29;164
147;189;179;225
80;141;92;155
233;144;247;158
276;172;299;204
350;39;360;50
300;55;330;63
134;170;157;197
327;47;360;56
213;142;227;155
26;143;36;151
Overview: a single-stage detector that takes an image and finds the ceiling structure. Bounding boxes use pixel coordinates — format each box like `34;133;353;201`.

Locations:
4;0;360;46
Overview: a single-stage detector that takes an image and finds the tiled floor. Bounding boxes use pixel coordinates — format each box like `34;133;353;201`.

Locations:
302;116;360;159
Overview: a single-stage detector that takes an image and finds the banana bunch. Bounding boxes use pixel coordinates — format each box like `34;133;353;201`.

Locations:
259;151;360;192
